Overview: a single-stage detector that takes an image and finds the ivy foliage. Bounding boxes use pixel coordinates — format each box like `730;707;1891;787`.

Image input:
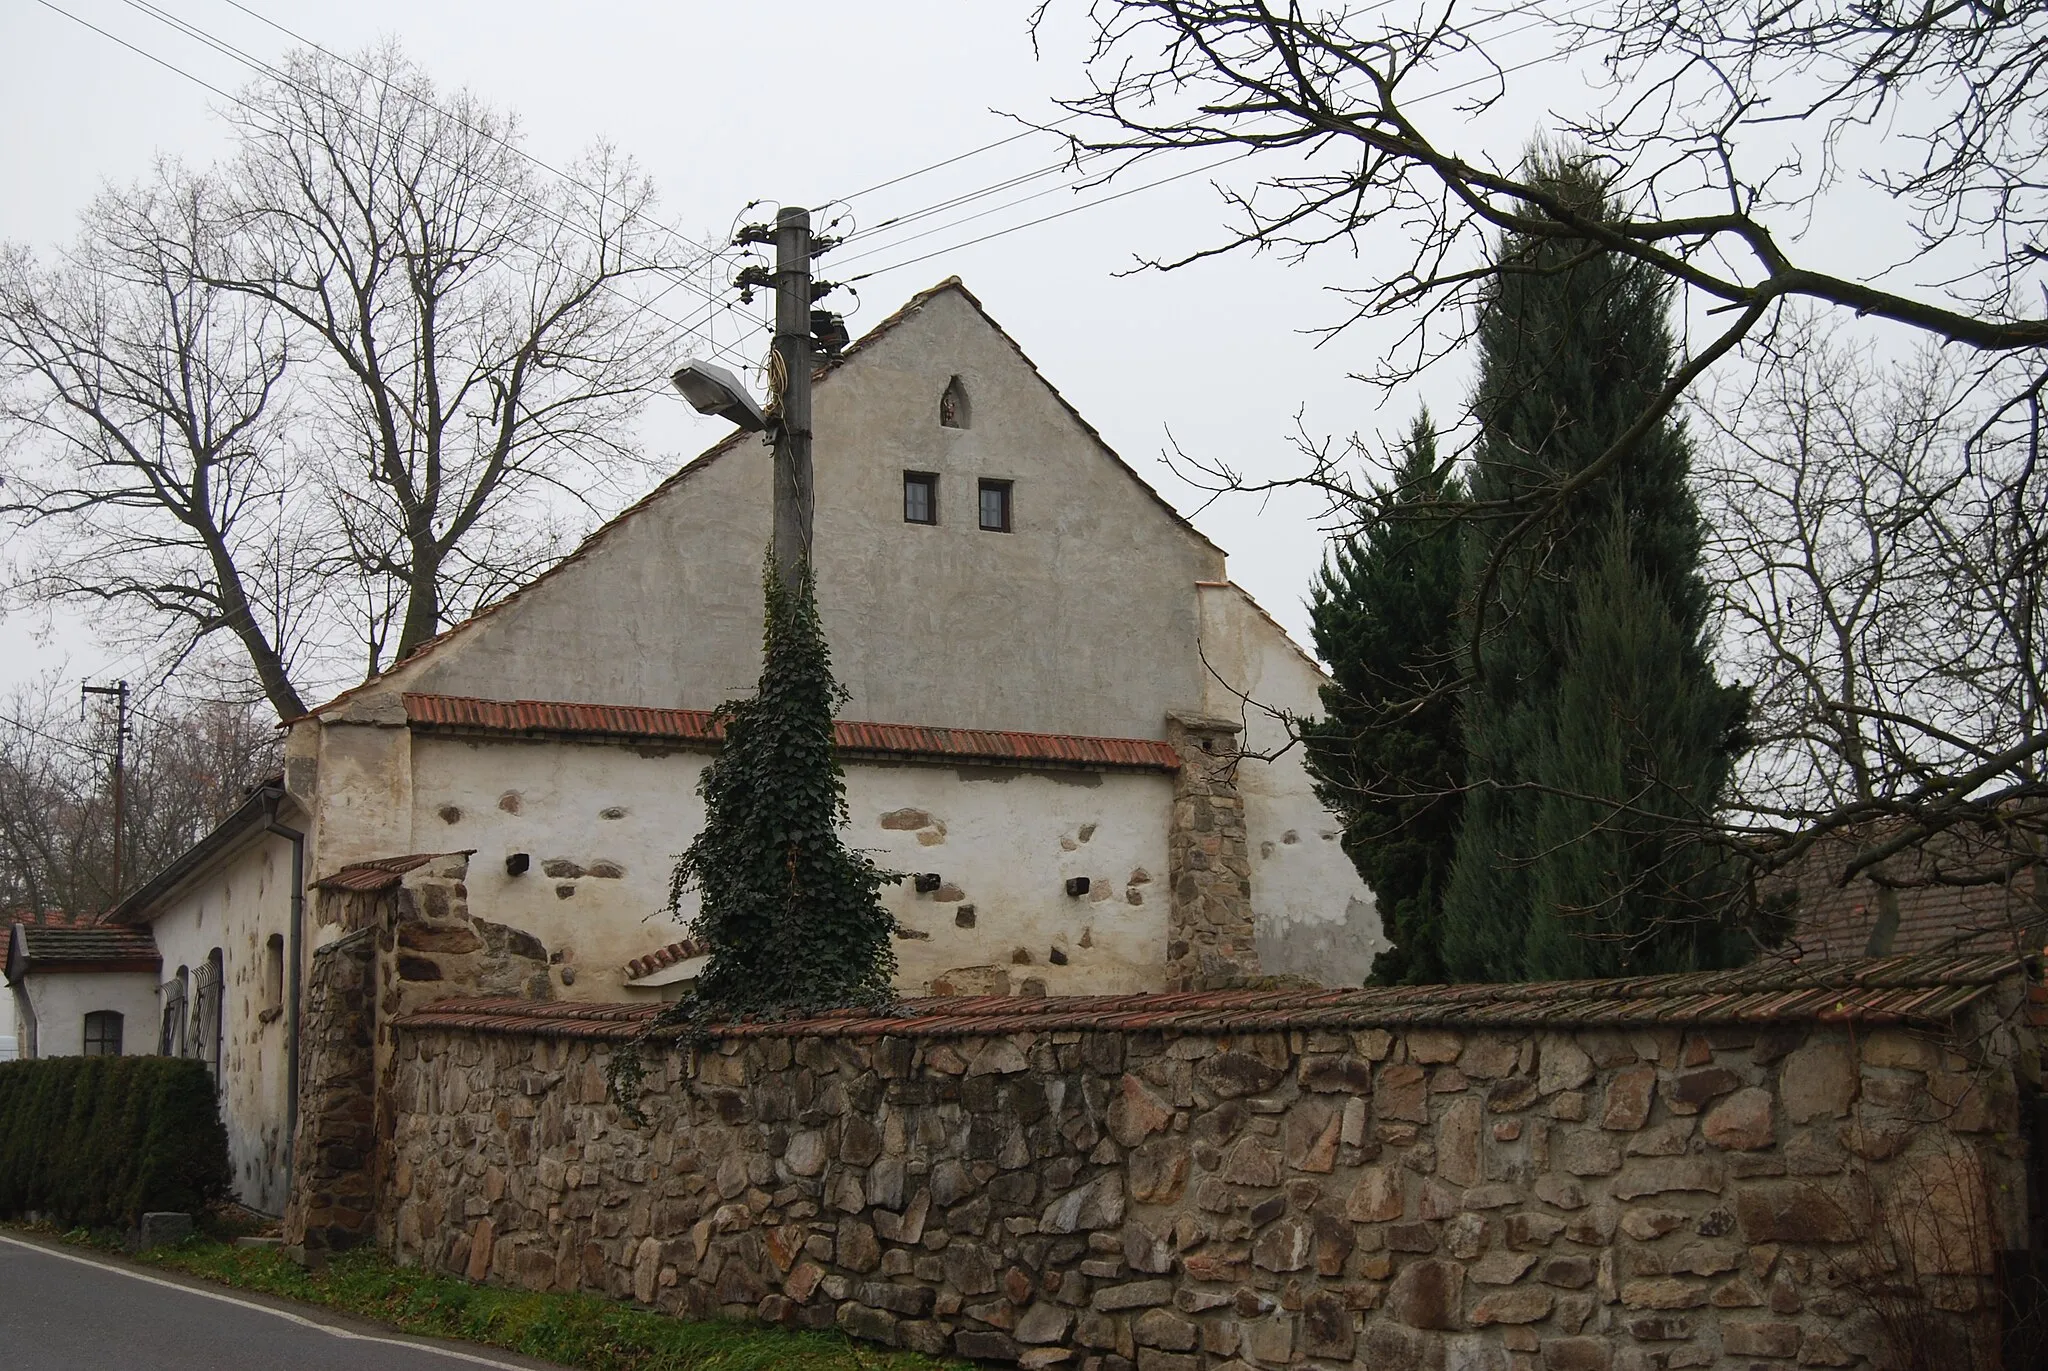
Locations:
612;558;901;1119
0;1054;232;1226
666;557;902;1018
1302;412;1466;986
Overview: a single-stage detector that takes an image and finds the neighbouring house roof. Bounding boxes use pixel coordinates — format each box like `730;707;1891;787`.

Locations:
4;909;99;929
402;693;1184;773
397;950;2022;1041
106;779;296;926
6;921;161;983
297;277;1228;725
1771;824;2044;961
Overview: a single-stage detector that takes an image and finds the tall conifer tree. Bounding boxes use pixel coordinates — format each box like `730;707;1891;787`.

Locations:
1441;151;1749;981
1304;414;1465;984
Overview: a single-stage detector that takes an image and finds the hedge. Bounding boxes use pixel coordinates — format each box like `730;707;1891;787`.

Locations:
0;1055;232;1227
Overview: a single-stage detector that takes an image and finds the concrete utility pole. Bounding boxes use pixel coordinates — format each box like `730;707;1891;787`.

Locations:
81;679;129;902
771;205;815;590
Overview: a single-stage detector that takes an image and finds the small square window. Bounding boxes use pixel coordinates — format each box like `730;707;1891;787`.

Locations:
978;479;1012;533
83;1010;123;1057
904;471;938;525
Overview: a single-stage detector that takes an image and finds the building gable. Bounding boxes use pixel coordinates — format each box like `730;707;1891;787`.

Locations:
313;280;1228;739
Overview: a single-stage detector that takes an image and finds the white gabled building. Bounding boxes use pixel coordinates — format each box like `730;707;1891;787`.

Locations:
105;278;1384;1217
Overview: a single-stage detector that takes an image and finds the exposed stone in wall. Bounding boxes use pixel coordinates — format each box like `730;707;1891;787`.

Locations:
1166;712;1259;991
283;927;376;1254
382;1012;2024;1369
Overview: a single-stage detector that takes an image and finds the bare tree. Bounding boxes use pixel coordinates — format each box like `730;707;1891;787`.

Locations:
1699;314;2048;943
0;44;686;719
1044;2;2046;386
0;677;282;916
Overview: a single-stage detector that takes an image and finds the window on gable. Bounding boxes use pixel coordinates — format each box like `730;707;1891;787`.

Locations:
83;1010;122;1057
904;471;938;525
940;376;970;429
978;479;1013;533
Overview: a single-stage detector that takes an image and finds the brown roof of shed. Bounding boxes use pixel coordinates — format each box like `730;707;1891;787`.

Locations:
397;950;2023;1041
313;851;473;894
9;923;160;976
403;693;1183;773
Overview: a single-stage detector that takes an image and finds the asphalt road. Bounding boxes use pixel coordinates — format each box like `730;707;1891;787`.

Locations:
0;1233;572;1371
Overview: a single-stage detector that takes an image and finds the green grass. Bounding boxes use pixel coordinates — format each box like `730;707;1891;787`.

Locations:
16;1226;970;1371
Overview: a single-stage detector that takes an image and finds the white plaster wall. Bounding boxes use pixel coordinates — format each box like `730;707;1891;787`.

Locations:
0;975;15;1057
19;970;159;1057
380;285;1227;740
1198;584;1388;986
854;763;1172;995
407;734;1174;999
148;831;297;1215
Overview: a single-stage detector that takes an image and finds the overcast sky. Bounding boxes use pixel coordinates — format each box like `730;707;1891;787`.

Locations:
0;0;1942;710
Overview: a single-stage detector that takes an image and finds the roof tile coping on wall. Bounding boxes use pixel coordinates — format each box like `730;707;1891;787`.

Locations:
312;851;476;895
401;694;1183;773
397;950;2027;1042
624;938;711;982
296;278;1225;727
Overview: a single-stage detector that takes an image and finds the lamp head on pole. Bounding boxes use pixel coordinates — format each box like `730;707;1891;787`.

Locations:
670;359;768;433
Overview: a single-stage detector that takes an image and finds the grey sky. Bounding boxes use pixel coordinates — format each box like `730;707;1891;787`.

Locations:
0;0;1958;707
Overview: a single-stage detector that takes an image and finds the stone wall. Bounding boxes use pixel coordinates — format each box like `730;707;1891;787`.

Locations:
287;853;553;1254
284;927;375;1253
382;1001;2027;1370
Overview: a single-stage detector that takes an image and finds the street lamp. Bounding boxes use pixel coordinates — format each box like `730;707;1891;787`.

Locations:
670;359;767;433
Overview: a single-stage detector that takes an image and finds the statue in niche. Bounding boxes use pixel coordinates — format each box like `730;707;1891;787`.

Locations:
940;376;969;429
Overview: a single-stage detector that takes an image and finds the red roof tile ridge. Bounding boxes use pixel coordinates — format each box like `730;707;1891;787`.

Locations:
396;951;2022;1041
401;693;1182;772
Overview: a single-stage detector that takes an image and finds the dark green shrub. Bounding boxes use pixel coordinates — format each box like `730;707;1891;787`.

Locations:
0;1055;231;1227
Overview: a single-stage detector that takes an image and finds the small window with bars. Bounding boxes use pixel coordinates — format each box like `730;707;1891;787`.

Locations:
903;471;938;525
82;1010;122;1057
978;479;1013;533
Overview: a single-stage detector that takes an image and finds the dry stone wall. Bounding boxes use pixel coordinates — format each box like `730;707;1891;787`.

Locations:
384;1009;2025;1371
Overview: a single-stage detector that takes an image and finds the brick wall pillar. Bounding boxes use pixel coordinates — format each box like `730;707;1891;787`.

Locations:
1165;710;1260;990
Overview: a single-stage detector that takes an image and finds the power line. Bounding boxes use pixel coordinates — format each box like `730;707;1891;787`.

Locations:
838;12;1594;286
38;0;757;373
214;0;718;265
825;0;1588;278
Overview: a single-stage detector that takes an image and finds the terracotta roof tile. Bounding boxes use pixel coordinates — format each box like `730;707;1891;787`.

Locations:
396;950;2022;1042
313;851;474;894
402;694;1181;773
1776;826;2043;960
5;909;98;928
624;938;712;981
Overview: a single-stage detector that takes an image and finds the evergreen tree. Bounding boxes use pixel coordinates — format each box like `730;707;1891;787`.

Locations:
1441;150;1749;982
1303;413;1465;984
667;558;901;1018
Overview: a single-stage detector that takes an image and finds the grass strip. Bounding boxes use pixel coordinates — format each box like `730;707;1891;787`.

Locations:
21;1227;971;1371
